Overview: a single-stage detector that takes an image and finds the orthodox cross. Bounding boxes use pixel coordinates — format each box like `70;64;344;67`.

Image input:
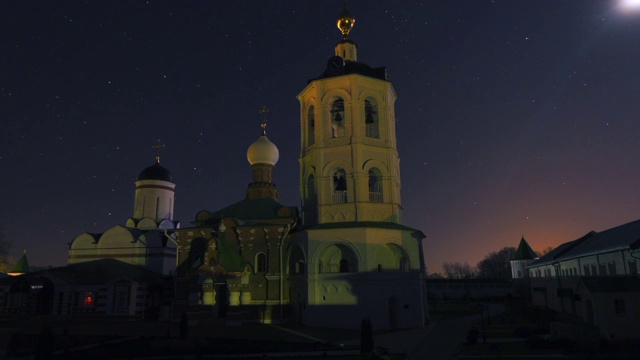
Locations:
259;106;269;135
152;138;166;163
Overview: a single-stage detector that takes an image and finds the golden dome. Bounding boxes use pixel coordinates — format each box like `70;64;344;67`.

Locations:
336;4;355;39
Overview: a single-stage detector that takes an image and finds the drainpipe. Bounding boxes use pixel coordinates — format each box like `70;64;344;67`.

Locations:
280;222;295;321
164;229;179;268
553;262;565;313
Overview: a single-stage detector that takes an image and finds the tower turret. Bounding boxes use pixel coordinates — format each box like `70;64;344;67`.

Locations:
298;5;402;226
132;139;176;229
335;3;357;61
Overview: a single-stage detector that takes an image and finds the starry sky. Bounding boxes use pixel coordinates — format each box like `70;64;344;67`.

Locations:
2;1;640;274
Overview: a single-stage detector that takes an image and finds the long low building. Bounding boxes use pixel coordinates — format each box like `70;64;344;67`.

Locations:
527;219;640;340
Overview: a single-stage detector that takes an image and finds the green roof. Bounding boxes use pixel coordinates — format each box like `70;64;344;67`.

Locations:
513;237;537;260
197;198;298;225
10;252;30;274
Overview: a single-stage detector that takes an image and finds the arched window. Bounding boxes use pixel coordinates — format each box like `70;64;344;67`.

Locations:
307;174;316;202
368;168;382;203
307;106;315;146
399;256;409;272
339;259;350;273
296;261;305;274
365;98;379;138
330;98;345;138
305;174;318;225
318;243;358;273
333;169;347;203
255;253;267;273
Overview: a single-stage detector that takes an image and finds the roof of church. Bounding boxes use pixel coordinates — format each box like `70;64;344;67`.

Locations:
196;197;298;226
529;218;640;268
304;221;425;237
311;61;387;83
10;251;29;275
138;162;173;182
513;237;537;260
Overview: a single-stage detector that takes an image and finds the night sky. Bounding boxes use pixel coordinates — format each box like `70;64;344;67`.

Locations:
2;1;640;274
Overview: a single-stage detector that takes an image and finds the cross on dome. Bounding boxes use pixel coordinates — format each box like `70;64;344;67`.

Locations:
152;138;166;164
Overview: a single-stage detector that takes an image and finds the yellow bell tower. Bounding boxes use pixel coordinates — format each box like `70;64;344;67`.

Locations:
298;5;402;227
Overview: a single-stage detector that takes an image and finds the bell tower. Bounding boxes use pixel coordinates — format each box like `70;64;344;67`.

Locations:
298;4;402;227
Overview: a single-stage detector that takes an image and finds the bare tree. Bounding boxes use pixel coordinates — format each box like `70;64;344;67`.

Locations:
442;261;476;279
476;247;516;279
0;225;13;273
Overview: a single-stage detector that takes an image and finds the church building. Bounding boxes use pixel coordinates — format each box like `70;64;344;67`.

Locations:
288;6;428;329
2;5;428;329
67;148;178;275
168;5;428;329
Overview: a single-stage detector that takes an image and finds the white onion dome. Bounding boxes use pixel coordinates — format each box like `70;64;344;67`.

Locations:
247;135;279;166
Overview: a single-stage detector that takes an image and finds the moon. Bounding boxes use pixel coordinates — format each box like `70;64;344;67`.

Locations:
620;0;640;10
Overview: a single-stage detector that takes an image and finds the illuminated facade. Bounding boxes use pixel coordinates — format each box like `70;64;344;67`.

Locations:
171;119;298;320
288;6;428;330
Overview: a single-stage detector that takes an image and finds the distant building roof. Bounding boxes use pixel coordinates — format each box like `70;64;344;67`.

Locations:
529;219;640;268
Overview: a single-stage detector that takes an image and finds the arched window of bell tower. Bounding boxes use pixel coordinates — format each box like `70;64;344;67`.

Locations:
329;98;345;138
307;105;315;146
332;168;348;204
255;252;267;273
305;174;318;225
368;168;382;203
365;98;379;138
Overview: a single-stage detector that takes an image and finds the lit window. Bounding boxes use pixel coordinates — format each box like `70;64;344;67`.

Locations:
82;292;94;307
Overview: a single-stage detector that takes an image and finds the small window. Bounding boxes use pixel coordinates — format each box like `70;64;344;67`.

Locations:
368;168;382;203
608;262;617;275
333;169;348;203
330;98;345;138
614;299;626;315
364;98;379;138
256;253;267;273
629;261;638;275
399;256;409;272
339;259;350;273
583;265;590;275
307;106;315;146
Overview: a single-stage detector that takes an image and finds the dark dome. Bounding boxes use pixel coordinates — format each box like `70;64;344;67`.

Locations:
138;162;173;182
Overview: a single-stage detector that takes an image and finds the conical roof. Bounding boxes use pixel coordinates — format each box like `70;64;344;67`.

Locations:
9;251;29;275
513;237;537;260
